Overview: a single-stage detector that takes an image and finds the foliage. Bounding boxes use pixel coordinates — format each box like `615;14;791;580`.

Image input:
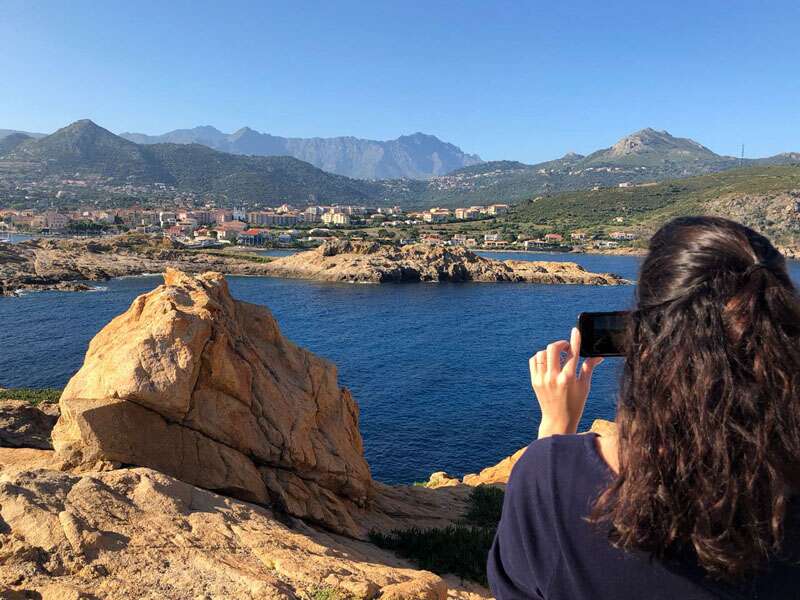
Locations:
67;220;110;233
0;388;62;405
300;586;353;600
299;586;353;600
463;485;505;528
508;165;800;230
369;485;505;586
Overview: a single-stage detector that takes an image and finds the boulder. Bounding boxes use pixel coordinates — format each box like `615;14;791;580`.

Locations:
51;269;373;536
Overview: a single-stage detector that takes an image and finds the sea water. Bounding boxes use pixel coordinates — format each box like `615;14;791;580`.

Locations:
1;253;797;484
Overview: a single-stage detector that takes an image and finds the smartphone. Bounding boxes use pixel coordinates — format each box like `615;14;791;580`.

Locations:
577;311;630;357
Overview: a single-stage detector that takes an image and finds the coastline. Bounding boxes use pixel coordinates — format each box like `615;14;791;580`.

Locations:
0;235;630;295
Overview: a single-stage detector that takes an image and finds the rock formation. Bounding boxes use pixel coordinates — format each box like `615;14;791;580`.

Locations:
262;240;629;285
1;235;628;296
0;235;279;295
0;456;487;599
52;269;373;536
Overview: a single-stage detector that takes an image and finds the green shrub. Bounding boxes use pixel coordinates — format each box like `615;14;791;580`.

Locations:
463;485;505;528
299;586;353;600
369;525;496;586
0;388;62;405
369;485;505;586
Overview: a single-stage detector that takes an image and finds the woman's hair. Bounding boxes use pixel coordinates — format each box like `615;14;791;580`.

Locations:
592;216;800;580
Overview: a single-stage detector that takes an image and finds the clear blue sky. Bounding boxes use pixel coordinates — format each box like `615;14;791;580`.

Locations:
1;0;798;163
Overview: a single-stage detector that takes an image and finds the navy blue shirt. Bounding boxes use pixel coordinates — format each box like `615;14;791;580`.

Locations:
488;433;800;599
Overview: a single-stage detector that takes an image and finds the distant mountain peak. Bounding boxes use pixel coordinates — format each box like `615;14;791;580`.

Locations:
66;119;103;131
605;127;716;159
561;151;584;160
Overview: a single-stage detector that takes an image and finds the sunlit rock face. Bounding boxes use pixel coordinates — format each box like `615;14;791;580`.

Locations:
52;268;373;535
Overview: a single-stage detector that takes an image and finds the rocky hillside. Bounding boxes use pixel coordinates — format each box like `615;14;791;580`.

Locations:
121;126;483;180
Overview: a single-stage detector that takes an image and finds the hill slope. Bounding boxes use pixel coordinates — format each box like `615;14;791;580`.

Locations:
121;126;482;180
507;164;800;251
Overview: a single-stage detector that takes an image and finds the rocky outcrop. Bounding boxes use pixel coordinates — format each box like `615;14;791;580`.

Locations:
427;419;617;489
0;235;285;296
51;269;373;536
0;459;488;599
262;240;629;285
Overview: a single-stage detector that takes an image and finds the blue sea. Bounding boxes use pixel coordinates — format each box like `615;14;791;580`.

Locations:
1;252;798;484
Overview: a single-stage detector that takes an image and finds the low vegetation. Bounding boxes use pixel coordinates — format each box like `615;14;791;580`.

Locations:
299;586;353;600
369;485;505;586
0;387;62;405
508;164;800;236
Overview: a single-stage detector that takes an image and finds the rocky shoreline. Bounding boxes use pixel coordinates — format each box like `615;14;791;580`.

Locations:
0;235;629;295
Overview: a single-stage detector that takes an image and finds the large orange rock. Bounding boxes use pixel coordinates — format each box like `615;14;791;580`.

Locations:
52;269;372;535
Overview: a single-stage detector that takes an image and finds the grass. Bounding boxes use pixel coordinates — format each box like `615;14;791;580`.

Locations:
299;586;353;600
369;485;505;586
0;388;61;405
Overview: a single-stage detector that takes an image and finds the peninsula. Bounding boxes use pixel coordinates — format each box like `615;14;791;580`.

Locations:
0;235;628;295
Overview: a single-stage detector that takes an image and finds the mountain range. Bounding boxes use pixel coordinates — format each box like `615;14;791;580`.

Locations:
119;126;482;180
1;120;798;208
0;120;380;204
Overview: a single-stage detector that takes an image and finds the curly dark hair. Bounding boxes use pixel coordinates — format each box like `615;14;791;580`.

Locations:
591;216;800;580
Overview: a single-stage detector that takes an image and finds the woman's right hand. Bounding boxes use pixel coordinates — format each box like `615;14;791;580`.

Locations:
530;327;603;438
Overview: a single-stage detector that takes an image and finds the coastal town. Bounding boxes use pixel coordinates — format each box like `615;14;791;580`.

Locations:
0;200;641;253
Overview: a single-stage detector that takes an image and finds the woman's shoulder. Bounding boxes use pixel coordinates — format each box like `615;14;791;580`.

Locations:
507;433;614;513
511;433;611;481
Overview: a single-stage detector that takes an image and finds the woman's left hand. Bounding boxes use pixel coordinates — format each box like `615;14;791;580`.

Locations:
530;327;603;438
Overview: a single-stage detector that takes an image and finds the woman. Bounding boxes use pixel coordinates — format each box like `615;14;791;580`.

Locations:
488;217;800;599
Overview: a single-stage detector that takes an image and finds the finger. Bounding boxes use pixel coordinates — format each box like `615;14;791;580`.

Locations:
530;351;546;384
579;356;604;381
564;327;581;374
546;341;570;376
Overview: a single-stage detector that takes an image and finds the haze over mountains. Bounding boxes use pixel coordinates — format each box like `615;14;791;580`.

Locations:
120;126;482;180
1;120;797;208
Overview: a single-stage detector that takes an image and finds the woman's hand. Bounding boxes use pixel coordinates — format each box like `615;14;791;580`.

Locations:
530;327;603;438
